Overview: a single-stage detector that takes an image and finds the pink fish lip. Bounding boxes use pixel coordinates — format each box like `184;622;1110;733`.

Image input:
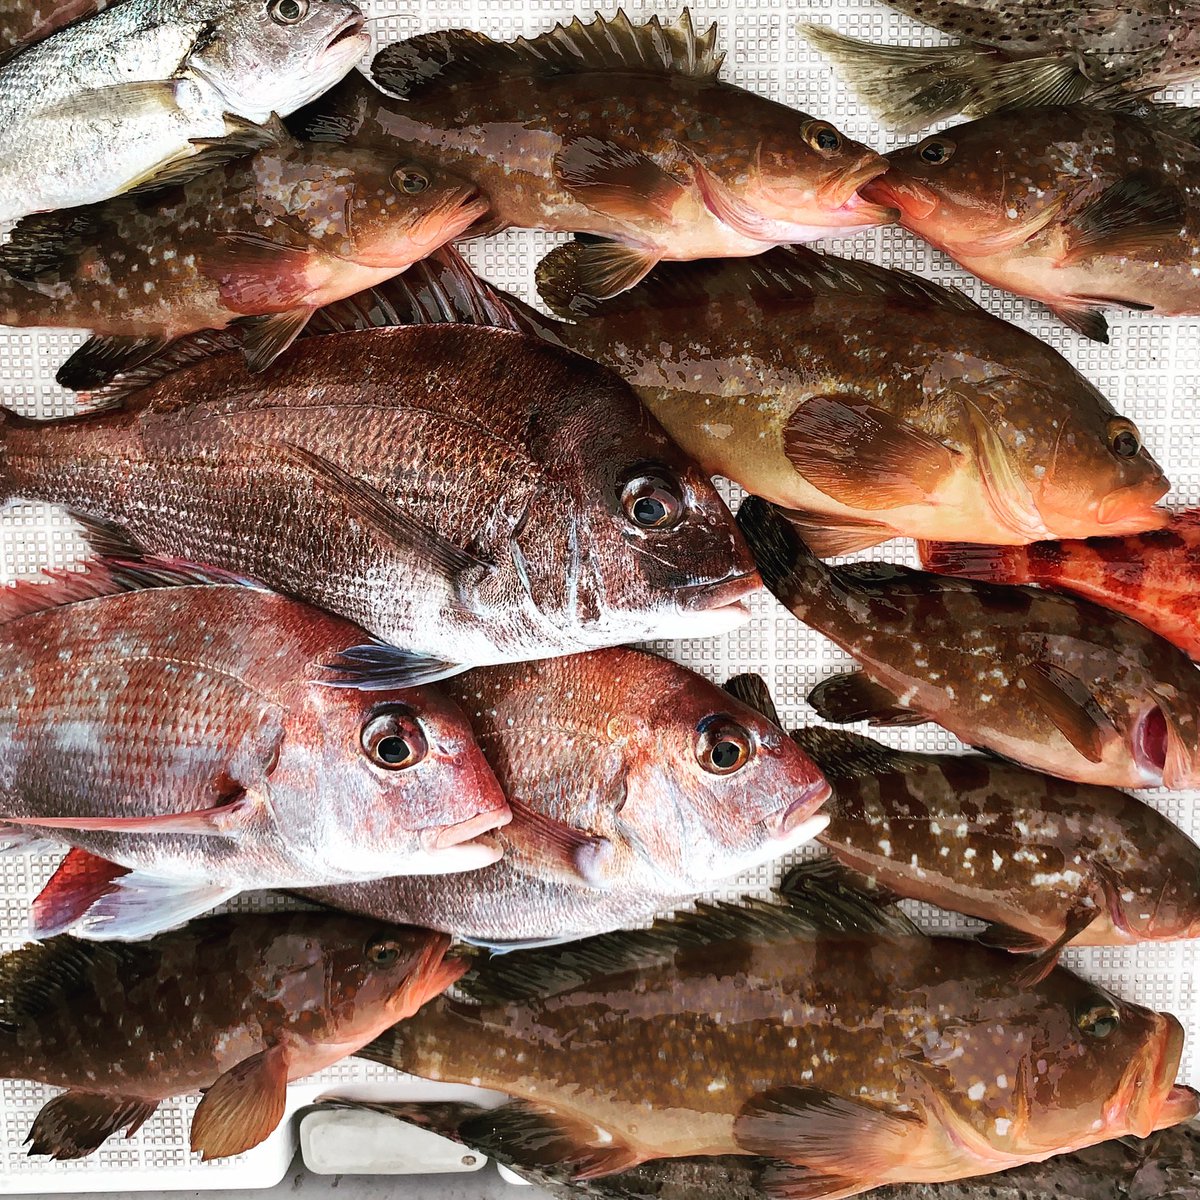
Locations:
677;571;762;614
825;158;898;225
420;806;512;853
1094;483;1170;531
861;176;938;223
770;777;832;839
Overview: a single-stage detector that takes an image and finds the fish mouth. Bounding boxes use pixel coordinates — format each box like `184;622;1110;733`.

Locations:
1113;1014;1194;1138
824;157;898;225
406;810;511;874
861;176;939;223
393;934;469;1019
1095;479;1170;531
421;807;512;852
326;12;368;51
768;778;832;845
676;571;762;614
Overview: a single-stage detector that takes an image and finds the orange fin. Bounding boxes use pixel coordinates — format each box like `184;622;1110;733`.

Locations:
505;797;617;889
808;672;927;727
537;238;660;307
30;849;129;938
1020;662;1112;763
25;1091;158;1160
759;1162;867;1200
784;396;957;510
201;231;316;312
734;1085;923;1175
190;1044;289;1161
779;508;894;558
555;137;686;222
1063;170;1185;265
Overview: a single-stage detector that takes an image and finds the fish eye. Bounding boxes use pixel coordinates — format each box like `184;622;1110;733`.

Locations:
806;122;843;155
696;717;754;775
268;0;308;23
365;937;403;967
918;138;955;166
361;707;428;770
392;166;430;194
1107;418;1142;458
1076;1000;1121;1038
620;472;684;530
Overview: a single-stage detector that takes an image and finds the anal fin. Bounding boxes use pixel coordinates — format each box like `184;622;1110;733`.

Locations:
26;1091;159;1160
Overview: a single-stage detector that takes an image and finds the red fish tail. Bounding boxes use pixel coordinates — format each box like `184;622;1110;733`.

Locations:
918;539;1030;584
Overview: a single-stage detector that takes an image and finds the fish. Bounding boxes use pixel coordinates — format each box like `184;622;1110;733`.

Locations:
0;0;114;57
0;558;511;941
357;863;1199;1199
861;105;1200;342
300;648;830;948
0;323;757;678
921;512;1200;662
0;129;488;387
736;495;1200;790
802;2;1200;132
723;674;1200;984
137;246;1167;557
309;1102;1200;1200
0;912;466;1160
0;0;370;221
292;10;895;302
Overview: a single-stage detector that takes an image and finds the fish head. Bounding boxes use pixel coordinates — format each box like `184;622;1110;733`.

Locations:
599;658;830;891
517;364;760;643
193;0;371;122
1140;692;1200;791
272;683;511;880
336;153;490;267
861;114;1077;255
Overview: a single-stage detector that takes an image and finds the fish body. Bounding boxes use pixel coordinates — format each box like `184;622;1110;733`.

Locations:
737;497;1200;789
296;11;893;300
0;326;756;674
313;1103;1200;1200
863;106;1200;341
0;561;510;940
0;0;370;220
303;648;830;945
0;913;465;1159
0;0;114;56
362;870;1198;1197
921;512;1200;661
802;2;1200;131
528;244;1168;552
0;133;487;386
792;725;1200;968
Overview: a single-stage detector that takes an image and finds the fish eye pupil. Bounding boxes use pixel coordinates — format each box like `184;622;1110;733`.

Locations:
633;496;668;526
712;739;741;769
1078;1004;1120;1038
401;171;428;193
816;127;840;151
921;142;946;164
270;0;306;22
621;474;683;530
368;940;401;966
1112;429;1140;457
377;735;410;765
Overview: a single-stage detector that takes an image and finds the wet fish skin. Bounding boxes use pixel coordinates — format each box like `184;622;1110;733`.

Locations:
0;913;466;1160
863;106;1200;341
312;1102;1200;1200
0;326;756;672
921;512;1200;662
0;0;114;56
737;495;1200;790
302;647;830;945
0;0;370;220
361;869;1198;1196
802;2;1200;131
0;133;488;384
294;11;893;301
0;561;511;940
791;725;1200;965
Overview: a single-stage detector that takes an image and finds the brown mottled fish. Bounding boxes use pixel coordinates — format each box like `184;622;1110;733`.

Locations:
725;672;1200;984
293;10;894;301
737;495;1200;789
0;913;465;1160
302;648;830;948
310;1102;1200;1200
0;128;487;387
0;0;112;56
0;325;757;677
862;105;1200;341
921;511;1200;662
803;2;1200;131
0;559;510;941
359;864;1198;1199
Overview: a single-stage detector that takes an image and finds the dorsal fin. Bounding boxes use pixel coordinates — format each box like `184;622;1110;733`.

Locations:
788;726;910;780
536;241;990;321
722;673;782;727
0;937;151;1033
456;861;920;1005
0;558;259;624
372;9;723;100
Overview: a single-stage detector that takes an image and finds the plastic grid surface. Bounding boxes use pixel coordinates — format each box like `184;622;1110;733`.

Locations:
2;0;1200;1188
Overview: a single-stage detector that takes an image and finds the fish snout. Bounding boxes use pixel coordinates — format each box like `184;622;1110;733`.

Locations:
1094;477;1171;532
823;155;898;224
675;570;761;628
1117;1012;1190;1138
391;934;469;1019
860;175;938;223
766;779;831;853
323;10;369;56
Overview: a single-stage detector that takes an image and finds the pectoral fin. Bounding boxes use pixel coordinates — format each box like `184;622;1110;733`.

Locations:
190;1044;289;1161
784;396;958;510
981;903;1100;987
808;672;927;727
1062;171;1185;265
505;797;617;889
735;1085;923;1176
555;137;686;222
202;232;317;313
25;1091;159;1160
4;790;258;837
237;308;316;372
775;508;894;558
1020;662;1112;763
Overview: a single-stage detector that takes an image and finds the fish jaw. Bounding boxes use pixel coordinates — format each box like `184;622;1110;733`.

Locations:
389;936;469;1022
670;571;761;635
1094;482;1171;534
819;156;899;229
1109;1013;1193;1139
861;175;940;223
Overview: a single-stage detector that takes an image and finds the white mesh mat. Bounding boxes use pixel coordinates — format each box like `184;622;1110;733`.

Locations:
1;0;1199;1190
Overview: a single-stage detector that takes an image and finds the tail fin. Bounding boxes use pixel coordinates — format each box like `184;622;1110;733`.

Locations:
735;496;837;620
918;539;1028;584
800;24;1088;131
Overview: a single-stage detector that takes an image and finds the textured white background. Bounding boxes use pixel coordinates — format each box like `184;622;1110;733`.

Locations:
1;0;1199;1189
